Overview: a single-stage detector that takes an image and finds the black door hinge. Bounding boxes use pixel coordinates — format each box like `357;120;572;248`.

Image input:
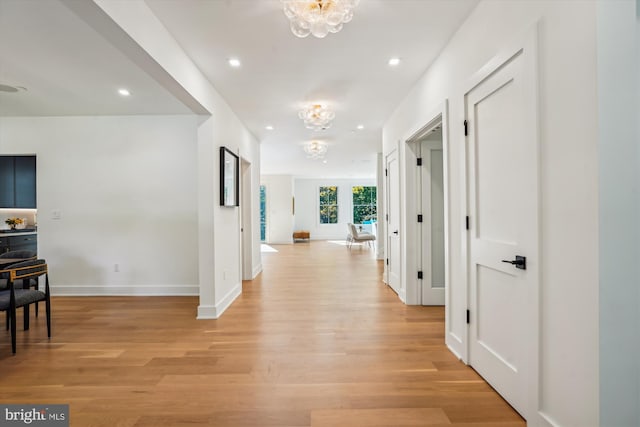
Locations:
464;120;468;136
417;214;423;223
417;157;422;166
418;271;423;279
386;214;389;222
386;258;389;265
385;168;388;176
466;309;470;324
465;216;470;230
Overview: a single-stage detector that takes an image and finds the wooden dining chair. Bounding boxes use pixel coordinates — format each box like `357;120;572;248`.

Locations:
0;250;40;315
0;260;51;354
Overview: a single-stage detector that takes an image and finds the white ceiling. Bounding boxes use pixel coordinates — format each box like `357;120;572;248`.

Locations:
0;0;479;179
0;0;192;116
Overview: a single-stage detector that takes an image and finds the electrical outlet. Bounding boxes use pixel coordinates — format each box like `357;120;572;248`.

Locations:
52;210;61;220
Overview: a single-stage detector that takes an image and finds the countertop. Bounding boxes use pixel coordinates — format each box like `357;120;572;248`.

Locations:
0;228;37;236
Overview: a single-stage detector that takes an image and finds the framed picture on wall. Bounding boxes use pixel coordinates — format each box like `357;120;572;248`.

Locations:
220;146;239;207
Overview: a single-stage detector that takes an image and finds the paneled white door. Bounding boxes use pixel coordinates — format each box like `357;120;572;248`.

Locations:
386;150;401;295
466;44;539;419
421;145;445;306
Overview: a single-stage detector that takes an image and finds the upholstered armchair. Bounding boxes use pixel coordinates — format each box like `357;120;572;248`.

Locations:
346;223;376;249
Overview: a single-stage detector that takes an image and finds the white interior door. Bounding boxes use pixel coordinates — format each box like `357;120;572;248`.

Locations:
421;142;445;306
386;150;401;295
466;46;538;418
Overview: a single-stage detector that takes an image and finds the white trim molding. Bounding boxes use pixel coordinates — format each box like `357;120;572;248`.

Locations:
52;284;199;296
252;263;263;279
197;282;241;319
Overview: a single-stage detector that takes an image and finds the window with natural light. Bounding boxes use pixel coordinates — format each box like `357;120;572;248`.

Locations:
319;186;338;224
352;186;377;224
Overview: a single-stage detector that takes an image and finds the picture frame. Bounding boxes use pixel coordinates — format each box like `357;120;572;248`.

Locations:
220;146;239;207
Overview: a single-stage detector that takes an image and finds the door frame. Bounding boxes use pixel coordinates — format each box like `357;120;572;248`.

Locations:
462;25;540;422
240;157;253;281
401;101;452;307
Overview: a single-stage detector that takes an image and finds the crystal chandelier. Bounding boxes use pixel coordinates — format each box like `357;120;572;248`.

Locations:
282;0;359;38
304;140;328;159
298;104;335;130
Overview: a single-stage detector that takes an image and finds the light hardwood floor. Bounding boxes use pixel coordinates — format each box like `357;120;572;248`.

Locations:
0;241;525;426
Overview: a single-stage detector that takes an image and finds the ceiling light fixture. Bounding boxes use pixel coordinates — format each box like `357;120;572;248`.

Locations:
298;104;335;131
388;57;401;66
118;88;130;96
357;124;364;130
228;58;241;67
304;140;328;159
282;0;359;38
265;125;274;130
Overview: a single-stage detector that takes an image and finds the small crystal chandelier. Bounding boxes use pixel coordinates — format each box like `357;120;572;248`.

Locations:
304;140;328;159
298;104;335;130
282;0;359;39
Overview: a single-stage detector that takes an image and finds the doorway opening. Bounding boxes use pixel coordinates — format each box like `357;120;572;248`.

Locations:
418;126;445;305
403;104;450;309
260;185;267;242
240;158;253;281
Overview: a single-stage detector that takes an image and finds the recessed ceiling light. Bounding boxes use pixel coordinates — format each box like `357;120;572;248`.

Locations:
118;88;130;96
388;57;401;66
322;160;327;164
357;124;364;130
228;58;241;67
265;125;274;130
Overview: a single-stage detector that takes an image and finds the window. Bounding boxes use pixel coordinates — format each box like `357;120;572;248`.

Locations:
260;185;266;241
352;186;377;224
319;186;338;224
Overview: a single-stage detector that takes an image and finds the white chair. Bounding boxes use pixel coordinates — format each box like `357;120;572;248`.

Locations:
347;223;376;249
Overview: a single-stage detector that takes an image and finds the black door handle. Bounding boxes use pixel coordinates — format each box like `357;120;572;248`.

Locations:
393;230;399;235
502;255;526;270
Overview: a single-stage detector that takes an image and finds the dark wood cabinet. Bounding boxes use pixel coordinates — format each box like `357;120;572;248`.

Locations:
0;234;37;255
14;156;36;208
0;157;15;207
0;236;9;254
9;234;37;253
0;155;36;208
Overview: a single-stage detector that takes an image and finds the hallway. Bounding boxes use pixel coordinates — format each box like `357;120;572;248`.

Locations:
0;241;524;426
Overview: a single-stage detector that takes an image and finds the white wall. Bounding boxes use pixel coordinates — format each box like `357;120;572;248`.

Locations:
261;175;294;244
383;1;599;425
0;115;199;295
294;178;376;241
597;1;639;426
90;0;262;318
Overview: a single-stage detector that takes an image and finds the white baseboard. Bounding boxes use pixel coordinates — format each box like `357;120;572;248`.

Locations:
51;284;199;296
197;282;241;319
537;411;560;427
252;263;263;279
446;342;464;361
